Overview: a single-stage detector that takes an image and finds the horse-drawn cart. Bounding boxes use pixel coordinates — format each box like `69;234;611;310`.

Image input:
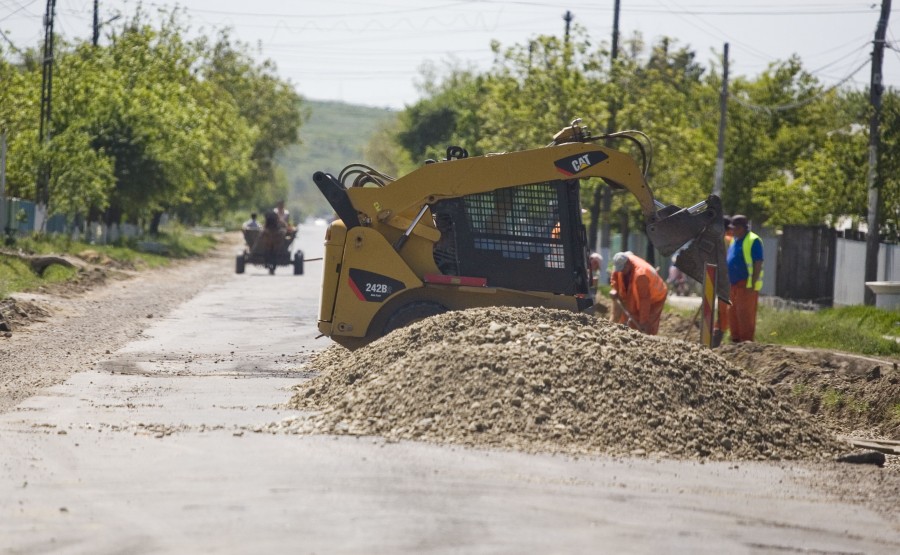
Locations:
235;228;304;275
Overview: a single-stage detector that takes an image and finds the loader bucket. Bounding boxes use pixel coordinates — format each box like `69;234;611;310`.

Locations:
645;195;730;303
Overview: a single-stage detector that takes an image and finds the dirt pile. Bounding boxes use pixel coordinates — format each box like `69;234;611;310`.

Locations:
285;307;845;461
718;342;900;438
0;298;51;334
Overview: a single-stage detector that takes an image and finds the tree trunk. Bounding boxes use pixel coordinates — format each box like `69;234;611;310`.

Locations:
619;209;630;253
104;206;122;227
149;211;164;236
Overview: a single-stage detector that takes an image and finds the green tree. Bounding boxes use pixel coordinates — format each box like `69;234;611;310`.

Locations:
201;30;303;211
718;57;844;223
608;36;716;234
394;59;487;163
0;49;45;202
1;10;300;231
748;86;899;241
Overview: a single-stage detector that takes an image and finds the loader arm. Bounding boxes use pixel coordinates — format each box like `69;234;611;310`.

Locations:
345;142;656;223
340;141;729;302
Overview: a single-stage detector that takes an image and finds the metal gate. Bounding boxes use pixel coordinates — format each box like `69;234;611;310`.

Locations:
776;225;836;304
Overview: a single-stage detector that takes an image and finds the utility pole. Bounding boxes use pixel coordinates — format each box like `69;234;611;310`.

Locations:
588;0;620;283
712;43;729;197
93;0;99;46
528;40;534;73
92;2;120;48
36;0;57;210
1;130;6;202
1;129;9;245
864;0;891;305
562;11;574;69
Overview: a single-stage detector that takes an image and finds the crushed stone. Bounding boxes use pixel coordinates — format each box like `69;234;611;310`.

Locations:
283;307;846;461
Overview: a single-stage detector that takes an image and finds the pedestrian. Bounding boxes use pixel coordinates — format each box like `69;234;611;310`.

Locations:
588;252;603;287
666;252;689;296
609;251;668;335
726;215;763;342
713;215;734;347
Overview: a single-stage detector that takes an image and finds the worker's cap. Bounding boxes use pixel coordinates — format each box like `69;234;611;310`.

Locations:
612;251;630;272
730;215;749;228
723;215;731;226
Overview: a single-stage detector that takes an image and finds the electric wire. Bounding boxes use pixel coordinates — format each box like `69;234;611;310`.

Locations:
648;0;778;64
728;58;870;115
128;1;881;19
0;0;39;23
808;41;871;76
2;0;891;106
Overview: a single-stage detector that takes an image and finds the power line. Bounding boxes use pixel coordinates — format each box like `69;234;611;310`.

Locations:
142;0;479;19
806;32;875;59
0;0;40;23
648;0;779;64
728;58;870;115
624;7;875;16
808;41;871;75
44;0;874;20
475;0;868;7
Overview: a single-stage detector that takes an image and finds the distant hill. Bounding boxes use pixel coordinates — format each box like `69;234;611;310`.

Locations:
277;100;397;219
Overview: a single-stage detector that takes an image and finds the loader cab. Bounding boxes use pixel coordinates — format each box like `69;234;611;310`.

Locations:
430;179;591;296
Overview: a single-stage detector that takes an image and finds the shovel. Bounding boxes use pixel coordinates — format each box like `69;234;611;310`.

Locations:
611;294;646;333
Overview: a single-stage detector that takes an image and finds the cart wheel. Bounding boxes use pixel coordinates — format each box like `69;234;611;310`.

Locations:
382;302;447;336
293;250;304;275
235;255;245;274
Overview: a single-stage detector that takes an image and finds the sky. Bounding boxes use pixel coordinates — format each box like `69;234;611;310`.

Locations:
1;1;898;110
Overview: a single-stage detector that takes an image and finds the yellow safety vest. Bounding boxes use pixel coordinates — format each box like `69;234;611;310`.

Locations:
742;231;763;291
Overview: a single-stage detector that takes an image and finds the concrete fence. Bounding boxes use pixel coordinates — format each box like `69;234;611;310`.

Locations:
1;196;141;244
833;238;900;306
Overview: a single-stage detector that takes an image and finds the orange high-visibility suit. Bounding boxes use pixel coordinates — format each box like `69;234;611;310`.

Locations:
715;232;734;336
610;253;668;335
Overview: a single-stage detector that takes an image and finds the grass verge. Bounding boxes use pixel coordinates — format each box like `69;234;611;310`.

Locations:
661;299;899;357
757;304;900;357
1;226;219;299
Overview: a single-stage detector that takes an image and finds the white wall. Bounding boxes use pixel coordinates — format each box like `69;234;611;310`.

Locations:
833;239;900;306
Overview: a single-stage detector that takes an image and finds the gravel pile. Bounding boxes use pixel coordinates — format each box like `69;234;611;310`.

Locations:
285;307;845;461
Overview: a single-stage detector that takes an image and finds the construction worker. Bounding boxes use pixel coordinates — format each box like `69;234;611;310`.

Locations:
609;251;668;335
713;215;734;347
726;215;763;342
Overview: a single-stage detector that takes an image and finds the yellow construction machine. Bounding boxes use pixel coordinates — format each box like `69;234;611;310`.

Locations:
313;119;728;348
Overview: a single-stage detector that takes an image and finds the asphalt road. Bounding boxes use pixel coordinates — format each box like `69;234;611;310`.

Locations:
1;224;898;554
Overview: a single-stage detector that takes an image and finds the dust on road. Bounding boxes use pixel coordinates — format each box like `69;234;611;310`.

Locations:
0;238;238;412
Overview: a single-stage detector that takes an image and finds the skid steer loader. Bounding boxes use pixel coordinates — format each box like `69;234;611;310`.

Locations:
313;119;728;349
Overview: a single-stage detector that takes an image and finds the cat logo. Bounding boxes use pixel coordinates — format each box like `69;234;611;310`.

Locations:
554;151;609;177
